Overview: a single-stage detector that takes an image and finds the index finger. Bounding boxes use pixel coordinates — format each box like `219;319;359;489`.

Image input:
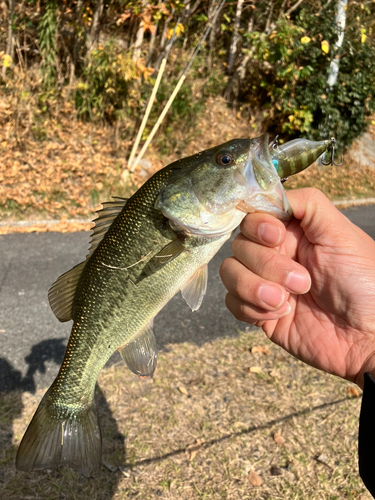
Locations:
240;212;286;247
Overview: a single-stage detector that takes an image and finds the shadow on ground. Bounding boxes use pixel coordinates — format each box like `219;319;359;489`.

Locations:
0;340;126;500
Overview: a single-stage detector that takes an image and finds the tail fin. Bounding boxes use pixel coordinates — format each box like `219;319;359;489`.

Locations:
16;389;102;477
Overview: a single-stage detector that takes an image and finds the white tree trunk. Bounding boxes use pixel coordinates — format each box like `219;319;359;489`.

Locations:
327;0;347;88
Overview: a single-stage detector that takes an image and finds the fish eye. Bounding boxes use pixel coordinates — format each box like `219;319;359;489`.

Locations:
216;152;235;167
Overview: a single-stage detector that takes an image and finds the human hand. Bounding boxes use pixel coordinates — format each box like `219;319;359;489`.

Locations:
220;188;375;389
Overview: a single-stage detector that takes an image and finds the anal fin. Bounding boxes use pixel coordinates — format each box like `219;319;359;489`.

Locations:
118;320;157;376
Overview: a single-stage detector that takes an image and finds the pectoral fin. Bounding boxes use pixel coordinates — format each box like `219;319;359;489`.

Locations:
181;264;208;311
118;320;157;376
153;238;185;268
48;262;86;322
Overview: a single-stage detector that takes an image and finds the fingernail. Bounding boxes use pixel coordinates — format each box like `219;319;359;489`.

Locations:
285;271;311;294
279;302;292;317
259;223;281;245
258;285;284;309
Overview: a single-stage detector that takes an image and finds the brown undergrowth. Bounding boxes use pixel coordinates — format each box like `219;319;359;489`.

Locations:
2;87;375;231
2;328;369;499
0;91;251;225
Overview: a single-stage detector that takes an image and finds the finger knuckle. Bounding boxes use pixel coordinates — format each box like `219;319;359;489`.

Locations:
257;249;279;276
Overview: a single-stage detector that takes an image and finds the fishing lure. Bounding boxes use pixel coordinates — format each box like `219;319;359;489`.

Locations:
271;136;341;181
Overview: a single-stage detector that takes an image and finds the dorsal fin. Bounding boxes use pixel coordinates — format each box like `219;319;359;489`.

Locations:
87;197;128;258
48;197;128;322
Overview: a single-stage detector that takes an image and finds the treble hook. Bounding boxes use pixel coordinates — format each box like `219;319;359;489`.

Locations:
321;137;343;166
270;135;279;151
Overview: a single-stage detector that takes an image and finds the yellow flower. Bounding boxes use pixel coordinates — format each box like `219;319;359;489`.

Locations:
300;36;311;44
2;54;12;68
321;40;329;54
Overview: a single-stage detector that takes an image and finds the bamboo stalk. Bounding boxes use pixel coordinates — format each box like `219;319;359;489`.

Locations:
132;0;226;169
127;58;167;173
133;75;186;169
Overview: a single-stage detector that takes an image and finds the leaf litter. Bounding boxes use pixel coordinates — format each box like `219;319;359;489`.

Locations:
1;91;375;233
2;328;372;499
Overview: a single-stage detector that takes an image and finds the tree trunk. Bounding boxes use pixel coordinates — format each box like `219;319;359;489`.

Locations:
154;11;173;70
133;20;145;62
207;0;219;70
327;0;347;88
225;14;254;101
69;0;84;85
147;21;159;65
2;0;15;79
87;0;104;53
228;0;244;74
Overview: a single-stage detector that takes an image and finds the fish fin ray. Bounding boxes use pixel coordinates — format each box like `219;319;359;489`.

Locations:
118;319;157;376
48;261;86;322
88;198;127;258
153;238;185;268
16;388;102;477
181;264;208;311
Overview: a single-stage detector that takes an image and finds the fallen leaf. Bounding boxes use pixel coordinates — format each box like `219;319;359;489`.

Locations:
347;386;360;398
251;345;270;355
248;470;263;486
178;386;188;395
269;369;279;378
273;433;285;446
249;366;262;374
185;438;205;461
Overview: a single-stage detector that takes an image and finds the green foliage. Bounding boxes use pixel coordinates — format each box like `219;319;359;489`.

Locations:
75;41;139;122
239;2;375;149
38;0;58;89
2;0;374;153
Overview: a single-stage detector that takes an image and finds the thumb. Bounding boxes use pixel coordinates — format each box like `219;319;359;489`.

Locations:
286;188;355;247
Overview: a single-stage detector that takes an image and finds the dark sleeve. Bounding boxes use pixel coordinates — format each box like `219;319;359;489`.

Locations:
359;372;375;497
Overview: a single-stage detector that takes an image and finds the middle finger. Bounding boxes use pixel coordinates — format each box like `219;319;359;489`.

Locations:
232;234;311;294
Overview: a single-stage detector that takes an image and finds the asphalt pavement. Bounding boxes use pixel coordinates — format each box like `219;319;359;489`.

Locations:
0;204;374;393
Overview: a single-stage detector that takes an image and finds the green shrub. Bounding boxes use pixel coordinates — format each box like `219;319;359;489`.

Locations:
238;2;375;149
75;41;139;122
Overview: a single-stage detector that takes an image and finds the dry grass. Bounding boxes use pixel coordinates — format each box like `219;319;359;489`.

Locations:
1;328;370;500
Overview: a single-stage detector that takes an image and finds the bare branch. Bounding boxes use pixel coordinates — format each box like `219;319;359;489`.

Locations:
285;0;305;16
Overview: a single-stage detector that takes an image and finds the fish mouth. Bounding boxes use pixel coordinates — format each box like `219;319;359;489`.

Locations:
239;134;292;220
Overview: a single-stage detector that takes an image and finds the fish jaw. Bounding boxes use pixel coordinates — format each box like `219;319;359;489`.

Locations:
240;134;293;220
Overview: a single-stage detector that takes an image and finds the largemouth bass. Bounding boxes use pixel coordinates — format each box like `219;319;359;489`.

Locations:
17;134;300;477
